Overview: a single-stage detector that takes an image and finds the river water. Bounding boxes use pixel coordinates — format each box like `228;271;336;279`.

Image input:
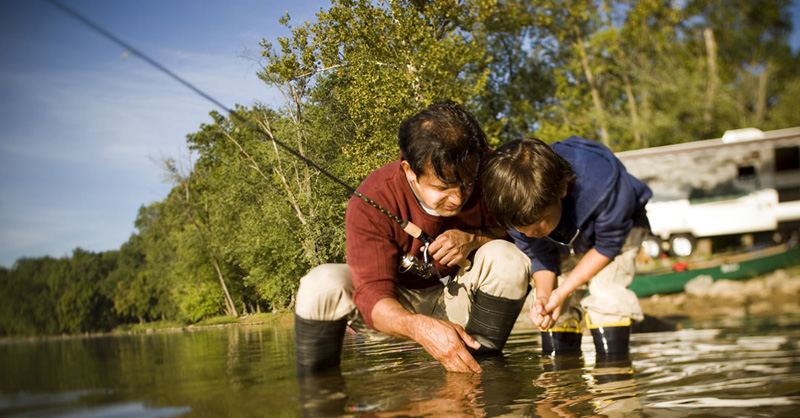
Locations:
1;314;799;417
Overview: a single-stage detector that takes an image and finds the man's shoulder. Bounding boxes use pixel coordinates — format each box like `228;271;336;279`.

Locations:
360;161;403;188
358;161;405;195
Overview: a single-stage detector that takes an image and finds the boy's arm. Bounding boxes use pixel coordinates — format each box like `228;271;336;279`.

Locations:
544;249;611;316
530;269;557;329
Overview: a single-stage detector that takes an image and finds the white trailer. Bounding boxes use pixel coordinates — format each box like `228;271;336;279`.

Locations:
616;127;800;257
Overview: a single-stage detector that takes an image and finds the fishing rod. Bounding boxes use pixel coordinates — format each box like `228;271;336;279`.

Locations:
46;0;450;284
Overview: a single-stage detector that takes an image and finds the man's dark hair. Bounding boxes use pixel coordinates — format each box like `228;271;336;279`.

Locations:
398;101;487;185
482;138;576;228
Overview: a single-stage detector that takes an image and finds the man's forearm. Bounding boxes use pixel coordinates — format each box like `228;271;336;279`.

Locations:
369;298;417;340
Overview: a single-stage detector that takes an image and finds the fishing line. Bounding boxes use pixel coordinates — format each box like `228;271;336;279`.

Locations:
45;0;440;251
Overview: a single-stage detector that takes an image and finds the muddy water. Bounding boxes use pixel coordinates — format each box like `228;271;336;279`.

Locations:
2;314;799;417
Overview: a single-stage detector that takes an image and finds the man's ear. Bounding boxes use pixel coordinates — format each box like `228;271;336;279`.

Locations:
401;160;417;183
560;182;569;199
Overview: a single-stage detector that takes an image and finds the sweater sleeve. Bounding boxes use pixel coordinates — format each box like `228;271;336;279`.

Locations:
346;195;402;330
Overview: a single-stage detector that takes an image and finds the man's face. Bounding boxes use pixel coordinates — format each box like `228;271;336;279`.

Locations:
402;161;474;217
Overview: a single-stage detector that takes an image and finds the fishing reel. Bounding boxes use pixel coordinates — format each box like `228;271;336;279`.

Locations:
398;254;434;278
398;242;451;286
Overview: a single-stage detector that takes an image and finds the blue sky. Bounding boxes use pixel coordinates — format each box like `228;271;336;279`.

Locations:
0;1;799;268
0;0;329;267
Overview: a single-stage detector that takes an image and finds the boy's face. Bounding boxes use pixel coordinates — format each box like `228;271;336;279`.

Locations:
514;199;563;239
402;161;474;217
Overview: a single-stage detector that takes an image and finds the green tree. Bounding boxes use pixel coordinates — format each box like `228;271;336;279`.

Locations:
684;0;796;135
0;257;60;336
260;0;493;178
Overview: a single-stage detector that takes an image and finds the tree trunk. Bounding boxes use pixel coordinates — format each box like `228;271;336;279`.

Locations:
703;28;718;134
574;25;610;147
755;63;768;128
639;87;651;149
622;71;643;149
212;257;238;317
601;0;641;148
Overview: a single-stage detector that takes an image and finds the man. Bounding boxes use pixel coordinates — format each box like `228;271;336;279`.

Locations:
294;101;530;374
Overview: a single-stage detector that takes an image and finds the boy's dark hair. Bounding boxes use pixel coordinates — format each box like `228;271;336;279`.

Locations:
482;138;576;228
398;101;487;185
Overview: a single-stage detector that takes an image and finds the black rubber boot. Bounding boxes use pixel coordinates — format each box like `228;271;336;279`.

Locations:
593;352;634;385
588;317;632;356
543;353;584;372
294;314;347;377
464;290;526;356
298;369;348;417
540;330;583;356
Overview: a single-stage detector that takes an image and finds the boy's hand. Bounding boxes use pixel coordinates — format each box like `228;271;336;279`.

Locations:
530;296;555;329
543;290;565;324
530;291;566;330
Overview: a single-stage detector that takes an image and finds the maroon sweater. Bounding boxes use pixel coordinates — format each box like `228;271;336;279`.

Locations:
345;161;494;329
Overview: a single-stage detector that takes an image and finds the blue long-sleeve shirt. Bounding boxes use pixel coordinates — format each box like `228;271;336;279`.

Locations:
508;136;652;275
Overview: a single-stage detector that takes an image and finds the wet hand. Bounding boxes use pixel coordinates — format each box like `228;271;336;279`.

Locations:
426;230;475;267
408;315;482;373
542;290;565;324
530;296;555;330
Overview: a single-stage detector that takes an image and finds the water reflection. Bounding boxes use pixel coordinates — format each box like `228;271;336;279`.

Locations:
2;315;800;417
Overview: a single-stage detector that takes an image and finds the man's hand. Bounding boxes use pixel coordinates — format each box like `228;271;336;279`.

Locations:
426;228;505;267
371;298;482;373
427;229;477;267
407;315;483;373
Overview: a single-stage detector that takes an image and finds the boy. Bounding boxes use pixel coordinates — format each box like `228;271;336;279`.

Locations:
481;137;652;357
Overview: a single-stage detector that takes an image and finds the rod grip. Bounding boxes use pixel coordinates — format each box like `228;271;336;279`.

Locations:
402;221;433;243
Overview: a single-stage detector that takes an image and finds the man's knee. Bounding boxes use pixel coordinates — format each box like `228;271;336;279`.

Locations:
474;240;531;298
295;264;354;321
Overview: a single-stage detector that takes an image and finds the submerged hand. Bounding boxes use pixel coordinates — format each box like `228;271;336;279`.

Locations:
408;315;482;373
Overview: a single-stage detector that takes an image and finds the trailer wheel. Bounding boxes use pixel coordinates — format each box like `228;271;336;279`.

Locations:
641;235;663;259
669;234;696;257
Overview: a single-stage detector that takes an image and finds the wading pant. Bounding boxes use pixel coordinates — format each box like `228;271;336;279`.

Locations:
541;227;648;328
294;239;531;340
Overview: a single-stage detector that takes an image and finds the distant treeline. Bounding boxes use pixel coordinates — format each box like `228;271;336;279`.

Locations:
2;0;799;336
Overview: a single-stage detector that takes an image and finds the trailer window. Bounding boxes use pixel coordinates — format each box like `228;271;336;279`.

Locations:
775;146;800;171
737;165;756;181
778;187;800;202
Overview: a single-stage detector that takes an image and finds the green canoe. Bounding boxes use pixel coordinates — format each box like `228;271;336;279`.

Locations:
631;244;800;297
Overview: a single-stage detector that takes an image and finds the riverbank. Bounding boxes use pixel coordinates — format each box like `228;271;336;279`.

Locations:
514;263;800;331
638;264;800;322
111;310;296;335
5;264;798;343
0;311;295;344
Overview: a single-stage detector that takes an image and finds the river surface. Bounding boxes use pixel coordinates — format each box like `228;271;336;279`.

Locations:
2;314;800;417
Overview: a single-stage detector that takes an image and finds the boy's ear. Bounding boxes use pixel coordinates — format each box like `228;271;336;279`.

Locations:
560;182;568;199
